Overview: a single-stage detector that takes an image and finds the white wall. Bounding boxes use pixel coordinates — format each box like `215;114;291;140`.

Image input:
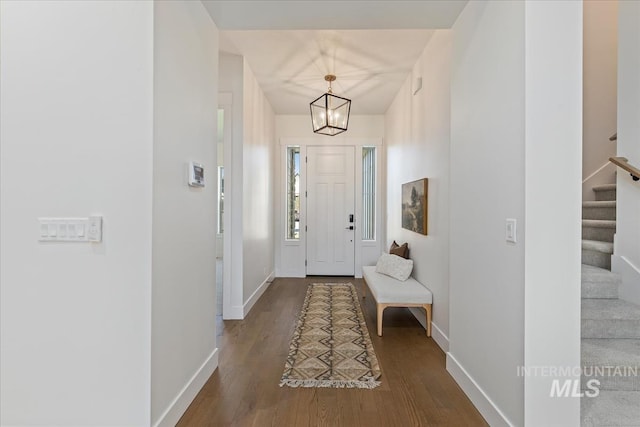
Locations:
613;0;640;305
274;115;385;278
276;115;385;139
218;54;276;318
0;2;153;425
524;2;582;425
448;2;582;426
151;2;219;426
582;0;618;200
218;53;245;318
242;59;277;313
384;31;452;351
448;2;525;424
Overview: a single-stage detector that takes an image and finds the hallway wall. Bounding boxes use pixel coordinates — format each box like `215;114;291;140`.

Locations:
582;0;618;200
275;115;384;139
448;3;526;424
242;59;277;312
0;2;221;425
614;0;640;304
218;54;276;318
384;30;452;351
151;1;219;425
523;2;582;424
218;53;245;317
0;2;154;425
447;1;582;425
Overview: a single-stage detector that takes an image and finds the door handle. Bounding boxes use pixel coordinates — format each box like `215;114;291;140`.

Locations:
345;226;354;230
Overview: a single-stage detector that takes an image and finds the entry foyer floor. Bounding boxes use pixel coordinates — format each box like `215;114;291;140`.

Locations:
178;277;487;426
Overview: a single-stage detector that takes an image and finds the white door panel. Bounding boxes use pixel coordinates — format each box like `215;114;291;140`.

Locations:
307;146;355;276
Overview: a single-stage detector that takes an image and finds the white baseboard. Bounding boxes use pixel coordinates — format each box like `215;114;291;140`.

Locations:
153;347;219;427
243;272;274;317
224;305;244;320
274;268;306;278
408;307;449;352
430;321;449;352
446;352;513;427
613;255;640;306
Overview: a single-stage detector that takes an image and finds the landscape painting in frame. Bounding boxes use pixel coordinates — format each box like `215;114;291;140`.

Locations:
402;178;428;235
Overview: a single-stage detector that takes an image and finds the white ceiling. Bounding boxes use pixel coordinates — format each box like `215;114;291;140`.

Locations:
219;30;435;114
203;1;468;115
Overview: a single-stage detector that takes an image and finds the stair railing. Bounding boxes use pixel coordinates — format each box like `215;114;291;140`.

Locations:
609;157;640;182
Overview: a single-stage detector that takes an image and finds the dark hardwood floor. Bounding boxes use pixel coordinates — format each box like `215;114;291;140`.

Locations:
177;277;488;426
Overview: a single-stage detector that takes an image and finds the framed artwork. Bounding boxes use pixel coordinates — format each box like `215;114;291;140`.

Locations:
402;178;428;235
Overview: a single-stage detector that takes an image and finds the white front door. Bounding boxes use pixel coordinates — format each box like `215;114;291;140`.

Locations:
306;146;355;276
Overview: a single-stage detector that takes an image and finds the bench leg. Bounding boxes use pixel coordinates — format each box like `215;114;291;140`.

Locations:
362;280;366;299
377;304;387;336
424;304;432;337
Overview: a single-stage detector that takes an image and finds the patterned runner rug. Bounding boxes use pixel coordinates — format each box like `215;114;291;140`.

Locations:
279;283;381;389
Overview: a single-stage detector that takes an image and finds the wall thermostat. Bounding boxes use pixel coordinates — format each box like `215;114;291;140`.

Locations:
188;161;205;187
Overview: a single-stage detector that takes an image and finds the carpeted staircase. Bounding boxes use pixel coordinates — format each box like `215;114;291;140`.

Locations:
581;183;640;426
582;184;616;270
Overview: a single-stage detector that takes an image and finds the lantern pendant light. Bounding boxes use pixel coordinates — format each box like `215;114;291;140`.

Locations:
309;74;351;136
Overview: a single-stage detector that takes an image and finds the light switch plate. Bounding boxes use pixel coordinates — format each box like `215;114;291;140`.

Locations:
506;218;517;243
87;216;103;242
38;216;102;242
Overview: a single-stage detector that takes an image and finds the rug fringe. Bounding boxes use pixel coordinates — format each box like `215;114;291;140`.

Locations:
279;379;381;389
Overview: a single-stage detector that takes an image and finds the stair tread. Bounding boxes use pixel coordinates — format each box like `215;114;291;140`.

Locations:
582;288;619;299
582;299;640;320
581;390;640;426
583;200;616;208
593;184;617;192
582;240;614;253
582;264;620;298
582;219;616;228
580;264;622;299
582;338;640;366
582;264;621;283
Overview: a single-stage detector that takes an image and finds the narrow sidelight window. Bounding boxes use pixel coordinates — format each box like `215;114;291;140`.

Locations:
362;147;376;240
286;146;301;240
217;108;225;235
217;166;224;234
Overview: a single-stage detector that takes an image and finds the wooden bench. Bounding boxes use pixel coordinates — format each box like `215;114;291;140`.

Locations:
362;266;432;337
